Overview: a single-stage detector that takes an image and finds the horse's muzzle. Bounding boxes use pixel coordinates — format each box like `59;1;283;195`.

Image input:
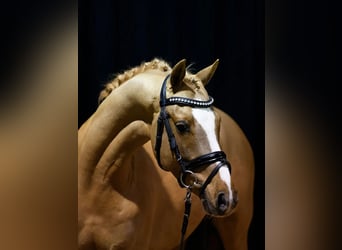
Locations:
201;190;238;217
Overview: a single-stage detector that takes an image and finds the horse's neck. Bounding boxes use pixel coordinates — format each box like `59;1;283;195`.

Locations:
78;72;165;183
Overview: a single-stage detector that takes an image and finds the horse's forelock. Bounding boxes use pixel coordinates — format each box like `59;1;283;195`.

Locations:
182;72;209;96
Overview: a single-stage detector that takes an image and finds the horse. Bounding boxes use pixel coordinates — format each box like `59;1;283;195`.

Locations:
78;58;254;250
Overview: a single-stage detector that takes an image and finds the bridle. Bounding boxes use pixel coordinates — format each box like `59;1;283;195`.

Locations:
155;74;231;194
154;74;231;249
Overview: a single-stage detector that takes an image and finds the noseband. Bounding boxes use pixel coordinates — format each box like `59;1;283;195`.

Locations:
154;74;231;195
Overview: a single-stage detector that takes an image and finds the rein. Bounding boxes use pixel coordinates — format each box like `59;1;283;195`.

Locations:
154;74;231;249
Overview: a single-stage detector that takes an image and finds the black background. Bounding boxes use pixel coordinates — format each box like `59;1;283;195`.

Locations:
1;0;341;248
78;0;264;249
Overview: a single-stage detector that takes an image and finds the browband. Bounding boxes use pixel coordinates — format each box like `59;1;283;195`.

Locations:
159;75;214;108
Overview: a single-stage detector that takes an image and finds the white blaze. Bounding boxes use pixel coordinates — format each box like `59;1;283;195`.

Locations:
192;108;233;200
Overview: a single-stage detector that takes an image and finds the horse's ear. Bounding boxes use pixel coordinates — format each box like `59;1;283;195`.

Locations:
170;59;186;91
196;59;219;86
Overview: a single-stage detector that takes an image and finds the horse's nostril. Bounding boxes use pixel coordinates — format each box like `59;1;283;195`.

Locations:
217;192;229;213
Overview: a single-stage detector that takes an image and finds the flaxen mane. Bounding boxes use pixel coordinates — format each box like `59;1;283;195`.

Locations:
98;58;172;104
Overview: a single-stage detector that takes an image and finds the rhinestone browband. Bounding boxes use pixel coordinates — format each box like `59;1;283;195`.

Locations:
163;96;214;108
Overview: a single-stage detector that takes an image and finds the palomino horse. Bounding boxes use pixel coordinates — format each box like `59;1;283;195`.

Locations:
78;58;254;250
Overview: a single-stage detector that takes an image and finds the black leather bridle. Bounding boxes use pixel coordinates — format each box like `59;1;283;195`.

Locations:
154;74;231;195
154;74;232;250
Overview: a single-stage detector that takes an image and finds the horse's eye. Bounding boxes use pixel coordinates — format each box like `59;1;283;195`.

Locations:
175;121;189;133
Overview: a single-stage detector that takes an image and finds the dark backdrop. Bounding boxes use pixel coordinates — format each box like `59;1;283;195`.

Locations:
78;0;264;249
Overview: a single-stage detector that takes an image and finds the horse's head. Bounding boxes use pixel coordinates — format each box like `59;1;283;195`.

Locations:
151;59;238;217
